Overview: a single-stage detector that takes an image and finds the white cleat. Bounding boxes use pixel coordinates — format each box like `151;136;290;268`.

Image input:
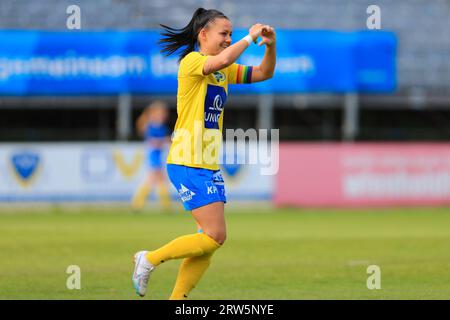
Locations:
132;250;155;297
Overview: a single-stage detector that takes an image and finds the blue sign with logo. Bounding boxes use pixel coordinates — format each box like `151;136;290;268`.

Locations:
10;151;40;185
0;30;396;95
221;152;242;178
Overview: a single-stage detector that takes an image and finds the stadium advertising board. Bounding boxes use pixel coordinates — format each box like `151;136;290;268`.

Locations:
276;143;450;207
0;142;272;203
0;30;396;95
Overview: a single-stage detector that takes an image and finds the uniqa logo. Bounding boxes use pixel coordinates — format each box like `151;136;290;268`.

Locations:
210;95;223;112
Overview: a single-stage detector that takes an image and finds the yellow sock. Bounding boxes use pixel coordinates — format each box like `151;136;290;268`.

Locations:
169;252;213;300
146;233;220;267
158;183;171;210
131;182;151;210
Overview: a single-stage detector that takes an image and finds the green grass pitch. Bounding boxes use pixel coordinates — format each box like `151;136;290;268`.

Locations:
0;205;449;299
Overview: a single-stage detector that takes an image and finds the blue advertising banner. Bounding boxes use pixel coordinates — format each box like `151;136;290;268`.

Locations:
0;30;396;95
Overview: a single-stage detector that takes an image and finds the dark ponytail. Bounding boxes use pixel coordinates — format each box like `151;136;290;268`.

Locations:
159;8;228;62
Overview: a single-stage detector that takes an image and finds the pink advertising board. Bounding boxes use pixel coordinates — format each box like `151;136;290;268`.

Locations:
275;143;450;207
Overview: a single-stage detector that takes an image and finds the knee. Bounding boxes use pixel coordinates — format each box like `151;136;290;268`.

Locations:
205;229;227;245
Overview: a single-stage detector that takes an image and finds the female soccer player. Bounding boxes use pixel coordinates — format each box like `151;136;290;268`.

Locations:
131;101;171;211
132;8;276;299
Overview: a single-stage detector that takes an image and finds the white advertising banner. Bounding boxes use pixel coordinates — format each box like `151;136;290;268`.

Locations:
0;142;273;202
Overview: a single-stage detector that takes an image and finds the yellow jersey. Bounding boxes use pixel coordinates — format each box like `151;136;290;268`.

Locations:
167;51;253;170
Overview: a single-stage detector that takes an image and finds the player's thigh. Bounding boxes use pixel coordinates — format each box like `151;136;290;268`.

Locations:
191;201;226;244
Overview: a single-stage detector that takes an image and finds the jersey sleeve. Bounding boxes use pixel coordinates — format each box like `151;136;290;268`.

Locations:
179;52;208;78
227;63;253;84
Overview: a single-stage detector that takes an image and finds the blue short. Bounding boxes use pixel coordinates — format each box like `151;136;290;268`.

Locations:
148;149;163;170
167;164;227;211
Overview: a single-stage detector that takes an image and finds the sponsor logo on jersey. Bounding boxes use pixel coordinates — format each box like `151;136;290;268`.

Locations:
212;171;225;185
205;181;218;195
210;94;224;112
204;84;227;129
178;184;196;202
212;71;226;83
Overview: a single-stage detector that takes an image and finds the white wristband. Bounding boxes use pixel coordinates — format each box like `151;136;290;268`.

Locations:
242;34;253;45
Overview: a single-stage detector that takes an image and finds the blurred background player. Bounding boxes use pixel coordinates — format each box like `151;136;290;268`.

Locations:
131;101;171;211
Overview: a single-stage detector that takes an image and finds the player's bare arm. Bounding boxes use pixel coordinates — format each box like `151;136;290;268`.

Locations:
202;23;267;75
251;26;276;82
